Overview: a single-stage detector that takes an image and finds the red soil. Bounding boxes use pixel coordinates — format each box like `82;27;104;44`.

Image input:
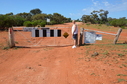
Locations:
0;22;127;84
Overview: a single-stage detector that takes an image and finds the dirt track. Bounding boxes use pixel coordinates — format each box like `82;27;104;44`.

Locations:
0;23;127;84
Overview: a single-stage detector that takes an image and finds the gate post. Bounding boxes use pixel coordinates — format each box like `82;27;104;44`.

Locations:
113;28;122;44
8;27;15;48
79;28;84;46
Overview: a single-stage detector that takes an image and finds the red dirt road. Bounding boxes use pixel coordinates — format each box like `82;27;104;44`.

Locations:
1;47;127;84
0;23;127;84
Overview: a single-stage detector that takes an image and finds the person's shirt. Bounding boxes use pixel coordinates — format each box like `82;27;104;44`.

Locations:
72;24;78;34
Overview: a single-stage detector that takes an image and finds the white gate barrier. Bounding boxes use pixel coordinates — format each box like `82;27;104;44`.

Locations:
11;27;73;47
79;28;122;45
9;27;122;47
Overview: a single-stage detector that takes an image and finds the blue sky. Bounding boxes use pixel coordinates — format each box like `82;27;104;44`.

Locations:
0;0;127;20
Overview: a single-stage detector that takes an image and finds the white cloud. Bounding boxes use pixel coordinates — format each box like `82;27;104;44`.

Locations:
106;0;127;12
82;9;86;11
91;0;100;7
82;7;95;15
69;13;74;16
103;1;110;6
69;12;83;19
70;0;127;19
93;1;98;6
69;13;82;17
83;0;127;13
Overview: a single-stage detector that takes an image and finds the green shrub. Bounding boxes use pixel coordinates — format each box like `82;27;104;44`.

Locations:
49;20;56;25
99;24;102;26
32;20;38;27
39;21;46;27
109;19;127;27
117;19;126;27
117;78;127;82
121;26;125;29
86;23;90;26
0;15;25;30
110;20;117;27
23;21;32;27
2;46;10;50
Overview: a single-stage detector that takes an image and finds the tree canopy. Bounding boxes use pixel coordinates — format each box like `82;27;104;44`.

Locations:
0;8;72;30
81;9;109;24
81;9;127;28
0;8;127;30
30;8;42;16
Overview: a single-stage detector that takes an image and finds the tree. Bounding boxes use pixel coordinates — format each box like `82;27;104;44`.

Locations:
99;10;109;23
117;18;126;27
23;21;32;27
110;19;117;27
30;8;42;16
5;12;13;16
109;18;127;27
107;17;113;22
0;15;15;30
91;10;99;22
39;21;46;27
76;19;81;22
66;18;71;22
32;20;38;27
47;14;53;20
13;16;25;26
52;13;67;24
0;9;72;30
16;12;32;21
81;9;109;24
31;14;47;20
81;15;93;23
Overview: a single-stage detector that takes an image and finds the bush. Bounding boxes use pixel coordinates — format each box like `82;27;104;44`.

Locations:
109;19;127;27
0;15;25;30
86;23;90;26
31;21;38;27
13;16;25;26
119;19;126;27
2;46;10;50
23;21;32;27
110;20;117;27
23;20;46;27
39;21;46;27
49;20;56;25
121;26;125;29
0;15;14;30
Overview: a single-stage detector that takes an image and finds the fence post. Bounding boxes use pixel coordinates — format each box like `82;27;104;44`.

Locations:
8;28;15;48
79;28;84;46
113;28;122;44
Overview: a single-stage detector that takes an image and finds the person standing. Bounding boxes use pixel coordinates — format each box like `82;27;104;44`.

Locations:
72;20;78;48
